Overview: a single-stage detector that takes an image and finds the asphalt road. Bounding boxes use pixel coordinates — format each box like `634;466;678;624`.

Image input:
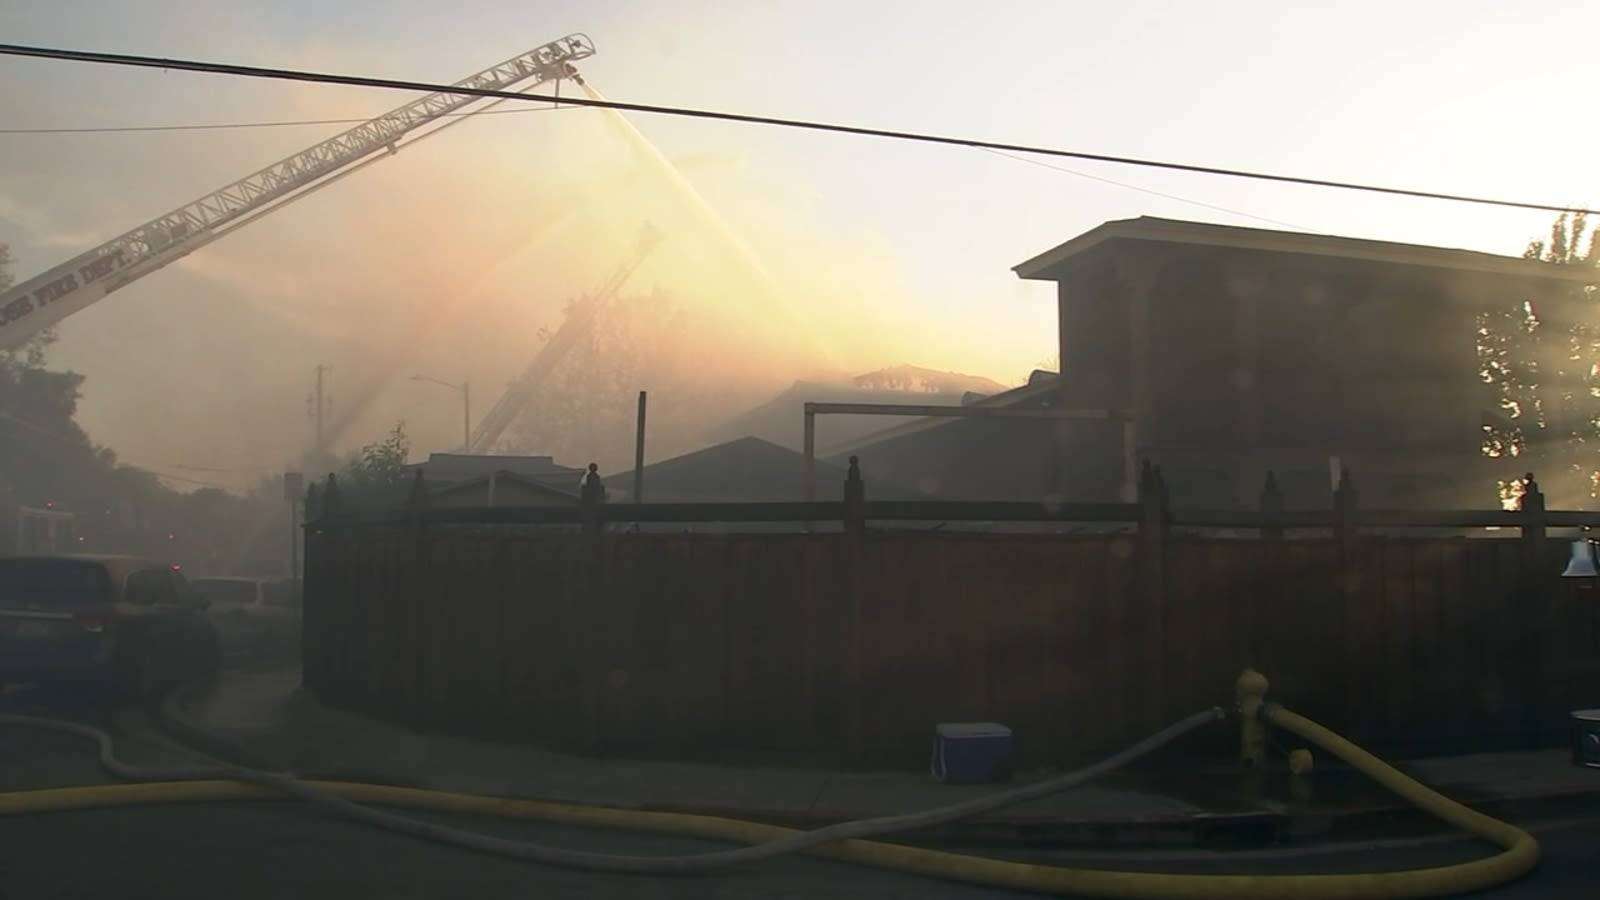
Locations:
0;685;218;790
2;685;1597;900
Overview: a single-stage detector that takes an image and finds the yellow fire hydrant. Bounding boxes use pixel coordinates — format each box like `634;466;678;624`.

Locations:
1288;747;1314;774
1235;668;1270;769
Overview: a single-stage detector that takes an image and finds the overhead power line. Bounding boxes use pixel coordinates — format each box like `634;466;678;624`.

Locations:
981;148;1312;232
6;112;1298;232
0;41;1592;218
0;111;1306;233
0;410;226;488
0;103;571;134
0;99;1305;233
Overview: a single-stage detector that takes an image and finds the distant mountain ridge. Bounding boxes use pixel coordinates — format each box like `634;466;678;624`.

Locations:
847;365;1012;395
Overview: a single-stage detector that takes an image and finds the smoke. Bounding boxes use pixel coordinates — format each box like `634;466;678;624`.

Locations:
0;61;955;490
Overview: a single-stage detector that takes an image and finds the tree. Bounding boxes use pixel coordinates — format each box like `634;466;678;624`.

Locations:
1478;211;1600;505
0;246;103;509
0;243;59;371
0;246;287;564
341;421;411;491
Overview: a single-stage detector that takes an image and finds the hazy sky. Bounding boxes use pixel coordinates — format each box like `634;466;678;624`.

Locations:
2;0;1597;488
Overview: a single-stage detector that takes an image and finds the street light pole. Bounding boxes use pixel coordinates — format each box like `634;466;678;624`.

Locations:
410;374;473;453
283;471;303;584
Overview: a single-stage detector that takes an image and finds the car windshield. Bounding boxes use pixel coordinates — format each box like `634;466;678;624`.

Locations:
192;579;257;610
0;558;112;611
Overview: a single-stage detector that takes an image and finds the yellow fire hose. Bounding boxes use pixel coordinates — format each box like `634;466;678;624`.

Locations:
0;683;1539;898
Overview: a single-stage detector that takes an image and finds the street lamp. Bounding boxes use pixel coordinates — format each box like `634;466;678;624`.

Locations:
1560;530;1600;769
1562;534;1598;579
1562;528;1600;600
410;374;472;451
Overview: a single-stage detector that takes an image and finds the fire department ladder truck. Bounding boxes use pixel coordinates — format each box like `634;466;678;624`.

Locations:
15;504;75;554
465;222;662;453
0;34;596;351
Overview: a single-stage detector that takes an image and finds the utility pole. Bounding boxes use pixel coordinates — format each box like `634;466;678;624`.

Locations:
307;365;333;452
633;390;647;503
283;471;304;584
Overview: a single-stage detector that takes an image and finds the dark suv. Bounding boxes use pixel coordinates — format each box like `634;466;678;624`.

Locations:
0;554;220;699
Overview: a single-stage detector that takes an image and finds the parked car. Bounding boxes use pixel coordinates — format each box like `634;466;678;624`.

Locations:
189;576;299;658
0;554;219;699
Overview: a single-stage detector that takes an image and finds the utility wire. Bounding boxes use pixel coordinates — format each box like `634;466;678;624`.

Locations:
3;107;1308;231
0;42;1592;218
982;149;1313;232
0;95;1292;232
122;467;229;489
0;410;228;489
0;410;90;448
0;103;570;134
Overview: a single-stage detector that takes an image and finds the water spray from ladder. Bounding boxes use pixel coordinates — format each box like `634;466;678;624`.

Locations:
576;81;838;369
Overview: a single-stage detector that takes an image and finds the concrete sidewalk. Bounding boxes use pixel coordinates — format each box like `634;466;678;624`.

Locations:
168;665;1600;846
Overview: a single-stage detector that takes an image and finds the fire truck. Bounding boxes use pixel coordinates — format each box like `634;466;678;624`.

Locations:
14;503;76;554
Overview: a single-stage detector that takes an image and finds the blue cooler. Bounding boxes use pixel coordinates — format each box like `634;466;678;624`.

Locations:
931;722;1014;784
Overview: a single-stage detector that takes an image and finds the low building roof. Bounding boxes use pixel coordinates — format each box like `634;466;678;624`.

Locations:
636;436;852;502
402;453;584;490
1014;216;1600;285
429;470;581;504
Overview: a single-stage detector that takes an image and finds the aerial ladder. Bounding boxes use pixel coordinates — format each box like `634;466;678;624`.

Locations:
466;223;662;453
0;35;596;350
